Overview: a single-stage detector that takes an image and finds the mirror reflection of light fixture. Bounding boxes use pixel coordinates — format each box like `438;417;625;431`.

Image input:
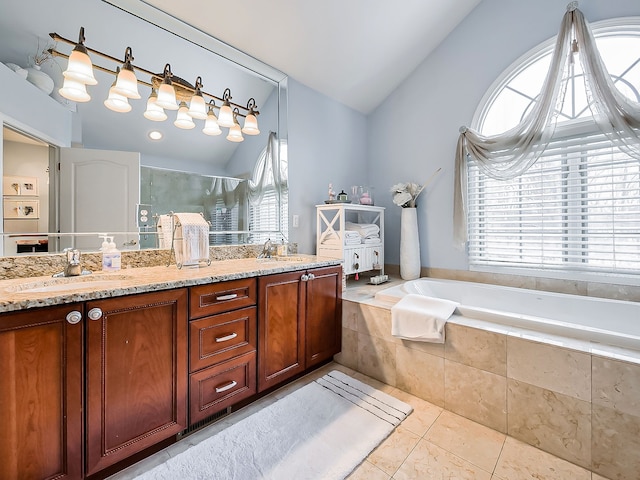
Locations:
61;27;97;86
112;47;141;99
217;88;235;128
174;101;196;129
143;88;167;121
148;130;163;140
187;76;207;120
202;100;222;136
59;77;91;102
104;68;132;112
155;64;179;111
242;98;260;135
49;29;261;142
226;108;244;142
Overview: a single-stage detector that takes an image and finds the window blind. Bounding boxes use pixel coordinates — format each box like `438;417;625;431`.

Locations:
249;188;288;244
467;131;640;274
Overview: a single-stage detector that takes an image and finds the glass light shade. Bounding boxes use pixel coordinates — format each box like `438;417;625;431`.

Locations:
241;113;260;135
112;67;141;99
187;94;207;120
143;92;167;121
58;77;91;102
63;48;97;85
226;123;244;142
155;83;179;110
174;102;195;129
202;112;222;136
217;104;235;128
104;86;132;113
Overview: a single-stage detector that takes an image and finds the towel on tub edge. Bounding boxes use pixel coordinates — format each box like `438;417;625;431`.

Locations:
391;294;459;343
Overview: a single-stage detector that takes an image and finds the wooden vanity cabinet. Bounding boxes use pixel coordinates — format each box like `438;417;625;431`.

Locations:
85;289;188;477
0;303;84;480
257;265;342;392
188;278;258;424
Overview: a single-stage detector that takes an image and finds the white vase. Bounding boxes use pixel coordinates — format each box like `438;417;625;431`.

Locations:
400;207;421;280
26;65;54;95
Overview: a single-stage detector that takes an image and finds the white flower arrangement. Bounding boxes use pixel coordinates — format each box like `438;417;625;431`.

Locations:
390;168;443;208
390;182;424;208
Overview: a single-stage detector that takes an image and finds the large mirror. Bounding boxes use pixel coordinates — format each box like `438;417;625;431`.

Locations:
0;0;288;256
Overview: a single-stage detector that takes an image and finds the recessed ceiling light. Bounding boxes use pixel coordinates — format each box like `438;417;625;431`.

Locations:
148;130;163;140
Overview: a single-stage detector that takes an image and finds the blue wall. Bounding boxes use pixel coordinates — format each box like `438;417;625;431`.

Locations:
366;0;640;270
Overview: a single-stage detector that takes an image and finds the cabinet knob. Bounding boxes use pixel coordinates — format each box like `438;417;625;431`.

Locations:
87;307;103;321
66;310;82;324
301;274;309;281
308;273;315;281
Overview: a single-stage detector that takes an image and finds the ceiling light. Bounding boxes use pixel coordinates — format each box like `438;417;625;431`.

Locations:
148;130;163;140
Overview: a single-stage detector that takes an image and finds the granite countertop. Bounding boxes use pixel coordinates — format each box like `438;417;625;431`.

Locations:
0;255;341;313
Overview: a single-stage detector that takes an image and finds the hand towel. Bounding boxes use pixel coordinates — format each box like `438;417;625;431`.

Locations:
391;294;459;343
157;214;174;249
174;213;210;266
322;231;362;245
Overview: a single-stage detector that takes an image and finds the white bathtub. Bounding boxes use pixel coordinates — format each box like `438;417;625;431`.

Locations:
375;278;640;351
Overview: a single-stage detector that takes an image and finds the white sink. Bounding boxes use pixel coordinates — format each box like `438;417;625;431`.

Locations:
6;274;132;294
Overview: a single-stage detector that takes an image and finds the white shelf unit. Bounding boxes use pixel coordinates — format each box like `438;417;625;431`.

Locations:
316;204;384;276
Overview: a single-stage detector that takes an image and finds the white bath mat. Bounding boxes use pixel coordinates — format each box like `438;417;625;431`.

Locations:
132;370;412;480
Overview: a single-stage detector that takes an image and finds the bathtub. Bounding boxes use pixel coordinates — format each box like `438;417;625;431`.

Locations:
375;278;640;351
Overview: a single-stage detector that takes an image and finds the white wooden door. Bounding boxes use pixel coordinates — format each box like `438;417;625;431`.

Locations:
59;147;140;252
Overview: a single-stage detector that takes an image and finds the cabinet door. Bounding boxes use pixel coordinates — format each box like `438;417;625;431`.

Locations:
305;266;343;368
0;304;83;480
85;289;188;476
257;271;305;392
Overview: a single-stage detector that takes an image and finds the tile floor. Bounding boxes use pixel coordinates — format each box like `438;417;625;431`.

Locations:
110;362;608;480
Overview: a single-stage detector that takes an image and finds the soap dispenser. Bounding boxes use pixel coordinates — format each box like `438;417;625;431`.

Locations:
101;236;122;272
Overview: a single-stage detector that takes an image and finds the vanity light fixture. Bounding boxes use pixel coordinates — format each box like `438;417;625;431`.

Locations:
217;88;235;128
112;47;141;99
49;28;261;143
202;100;222;136
241;98;260;135
226;108;244;142
61;27;97;86
143;88;167;121
174;101;196;129
104;68;132;113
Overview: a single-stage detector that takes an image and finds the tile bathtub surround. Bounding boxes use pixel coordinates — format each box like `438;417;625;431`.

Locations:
338;295;640;479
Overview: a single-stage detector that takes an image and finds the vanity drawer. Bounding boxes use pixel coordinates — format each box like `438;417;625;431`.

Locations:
189;351;257;424
190;306;257;372
189;278;257;319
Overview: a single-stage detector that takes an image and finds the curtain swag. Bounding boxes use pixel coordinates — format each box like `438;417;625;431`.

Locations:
453;2;640;248
248;131;287;205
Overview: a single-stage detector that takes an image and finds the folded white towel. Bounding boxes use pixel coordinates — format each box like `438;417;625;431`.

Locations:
174;213;210;266
391;294;458;343
321;231;362;245
344;230;361;239
363;237;381;245
345;222;380;239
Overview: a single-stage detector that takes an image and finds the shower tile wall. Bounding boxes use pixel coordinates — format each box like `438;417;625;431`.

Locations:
336;300;640;480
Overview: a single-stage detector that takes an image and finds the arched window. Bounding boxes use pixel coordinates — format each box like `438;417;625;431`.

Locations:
468;18;640;280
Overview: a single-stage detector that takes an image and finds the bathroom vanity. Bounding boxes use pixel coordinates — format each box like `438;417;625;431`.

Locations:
0;257;342;480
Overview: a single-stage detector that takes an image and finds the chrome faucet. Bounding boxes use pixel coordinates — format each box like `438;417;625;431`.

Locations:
53;248;91;277
258;239;274;259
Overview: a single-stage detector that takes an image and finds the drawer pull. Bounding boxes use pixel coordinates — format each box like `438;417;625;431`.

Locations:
215;380;237;393
215;332;238;343
216;293;238;301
